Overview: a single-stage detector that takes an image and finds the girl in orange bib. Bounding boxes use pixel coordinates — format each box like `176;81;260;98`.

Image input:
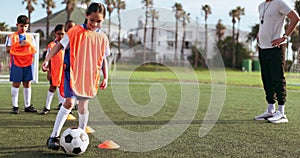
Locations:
42;3;110;150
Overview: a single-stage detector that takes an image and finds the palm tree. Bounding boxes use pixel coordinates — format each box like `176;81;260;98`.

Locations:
142;0;153;63
0;22;9;31
229;8;238;68
194;17;200;68
104;0;116;41
172;3;183;63
150;8;159;53
216;19;226;43
62;0;76;20
290;27;300;64
202;4;211;65
115;0;126;62
235;6;245;43
247;23;259;57
246;23;259;43
42;0;56;40
22;0;37;31
180;11;190;58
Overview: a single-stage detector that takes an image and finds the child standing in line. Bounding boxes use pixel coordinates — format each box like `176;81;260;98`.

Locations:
6;15;38;114
41;24;66;115
42;3;110;150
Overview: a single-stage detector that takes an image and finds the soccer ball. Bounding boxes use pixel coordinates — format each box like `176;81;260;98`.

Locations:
60;127;89;155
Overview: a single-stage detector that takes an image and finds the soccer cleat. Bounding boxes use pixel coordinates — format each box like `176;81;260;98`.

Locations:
268;111;288;123
11;107;19;114
40;107;50;115
57;103;62;110
254;110;275;120
24;104;38;113
47;137;60;150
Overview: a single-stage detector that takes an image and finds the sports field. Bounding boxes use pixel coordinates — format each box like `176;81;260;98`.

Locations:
1;67;300;157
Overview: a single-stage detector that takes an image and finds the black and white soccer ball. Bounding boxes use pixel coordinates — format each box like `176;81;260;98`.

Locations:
60;127;89;155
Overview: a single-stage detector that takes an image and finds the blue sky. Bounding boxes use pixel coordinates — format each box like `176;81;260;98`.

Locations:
0;0;296;32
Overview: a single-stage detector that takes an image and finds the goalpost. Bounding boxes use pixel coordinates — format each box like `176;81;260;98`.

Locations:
0;31;40;83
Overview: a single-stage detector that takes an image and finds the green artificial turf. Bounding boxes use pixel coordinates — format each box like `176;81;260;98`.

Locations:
1;67;300;157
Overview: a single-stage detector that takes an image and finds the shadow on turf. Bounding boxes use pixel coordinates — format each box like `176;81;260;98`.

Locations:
0;118;77;128
0;146;68;158
89;119;260;126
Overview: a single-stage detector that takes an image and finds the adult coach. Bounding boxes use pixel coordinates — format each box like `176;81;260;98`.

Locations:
254;0;300;123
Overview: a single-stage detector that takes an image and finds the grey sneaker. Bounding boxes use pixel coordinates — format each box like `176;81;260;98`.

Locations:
254;110;275;120
268;111;288;123
47;137;60;150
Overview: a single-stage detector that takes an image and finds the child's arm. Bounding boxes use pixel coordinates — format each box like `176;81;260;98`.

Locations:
47;60;52;81
42;43;63;72
6;46;11;53
100;57;108;90
5;36;11;53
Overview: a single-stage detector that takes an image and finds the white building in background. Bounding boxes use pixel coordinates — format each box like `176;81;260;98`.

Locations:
121;17;250;64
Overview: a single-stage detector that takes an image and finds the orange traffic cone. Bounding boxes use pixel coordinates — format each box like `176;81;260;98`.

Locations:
98;140;120;149
85;126;95;134
66;113;76;120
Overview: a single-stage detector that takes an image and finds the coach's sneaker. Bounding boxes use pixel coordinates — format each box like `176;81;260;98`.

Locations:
24;104;38;113
268;111;288;123
40;107;50;115
11;107;19;114
254;110;275;120
47;137;60;150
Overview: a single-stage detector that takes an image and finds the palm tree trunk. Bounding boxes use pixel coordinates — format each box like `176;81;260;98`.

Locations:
232;23;236;68
28;10;31;32
181;26;186;60
205;20;208;66
67;11;71;20
194;20;199;68
143;10;148;64
117;11;121;62
237;20;240;43
175;19;178;64
151;18;155;54
46;14;49;39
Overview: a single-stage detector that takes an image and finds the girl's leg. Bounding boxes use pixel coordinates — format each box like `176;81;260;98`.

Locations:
78;99;89;130
57;87;65;105
45;85;56;110
50;98;75;138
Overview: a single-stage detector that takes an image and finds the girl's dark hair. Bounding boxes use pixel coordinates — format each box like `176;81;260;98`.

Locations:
17;15;29;24
84;3;106;24
54;24;64;32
